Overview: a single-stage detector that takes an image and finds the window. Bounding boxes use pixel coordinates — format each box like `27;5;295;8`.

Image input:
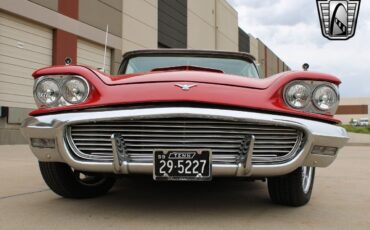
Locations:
120;55;259;78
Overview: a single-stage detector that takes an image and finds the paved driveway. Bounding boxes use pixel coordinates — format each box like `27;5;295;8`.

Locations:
0;145;369;229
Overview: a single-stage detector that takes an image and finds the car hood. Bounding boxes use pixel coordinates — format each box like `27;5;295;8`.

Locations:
92;70;283;90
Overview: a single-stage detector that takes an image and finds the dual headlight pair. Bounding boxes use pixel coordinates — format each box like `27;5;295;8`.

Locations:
34;75;89;108
284;80;339;115
34;76;339;116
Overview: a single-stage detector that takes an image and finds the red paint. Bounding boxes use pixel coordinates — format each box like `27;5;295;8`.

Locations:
30;65;341;123
58;0;79;19
52;30;77;65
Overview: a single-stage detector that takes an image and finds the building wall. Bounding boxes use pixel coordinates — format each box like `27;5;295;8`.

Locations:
337;105;368;115
255;38;290;78
122;0;158;52
238;28;250;53
187;0;238;51
278;59;284;73
79;0;122;37
339;97;370;106
29;0;58;11
249;34;258;60
266;48;276;77
0;0;122;62
0;11;52;109
158;0;187;48
335;97;370;124
257;39;266;78
215;0;238;51
77;38;112;73
187;0;216;49
0;117;27;145
0;0;123;144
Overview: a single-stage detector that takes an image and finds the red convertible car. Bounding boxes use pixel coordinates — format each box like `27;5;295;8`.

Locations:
21;49;349;206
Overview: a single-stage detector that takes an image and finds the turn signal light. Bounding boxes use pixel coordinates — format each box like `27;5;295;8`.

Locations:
311;145;338;156
31;138;56;149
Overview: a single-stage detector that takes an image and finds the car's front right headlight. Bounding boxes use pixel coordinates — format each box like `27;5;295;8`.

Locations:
34;75;90;108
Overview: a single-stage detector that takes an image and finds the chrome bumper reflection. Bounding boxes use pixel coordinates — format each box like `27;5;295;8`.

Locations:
21;107;349;177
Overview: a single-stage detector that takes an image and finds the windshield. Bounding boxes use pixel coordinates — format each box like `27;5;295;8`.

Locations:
119;55;259;78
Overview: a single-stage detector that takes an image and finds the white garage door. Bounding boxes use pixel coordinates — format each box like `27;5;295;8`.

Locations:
77;39;111;74
0;12;52;109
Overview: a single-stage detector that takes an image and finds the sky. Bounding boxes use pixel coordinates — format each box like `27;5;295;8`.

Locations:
227;0;370;97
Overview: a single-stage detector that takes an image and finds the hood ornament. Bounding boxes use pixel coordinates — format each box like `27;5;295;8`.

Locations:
175;84;197;91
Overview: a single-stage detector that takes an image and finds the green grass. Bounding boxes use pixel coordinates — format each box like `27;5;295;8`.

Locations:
341;125;370;134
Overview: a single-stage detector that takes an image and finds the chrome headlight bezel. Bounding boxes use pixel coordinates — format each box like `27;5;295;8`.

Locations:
283;80;340;115
33;75;90;108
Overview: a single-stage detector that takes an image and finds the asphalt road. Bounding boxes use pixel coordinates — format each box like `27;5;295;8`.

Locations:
0;145;369;229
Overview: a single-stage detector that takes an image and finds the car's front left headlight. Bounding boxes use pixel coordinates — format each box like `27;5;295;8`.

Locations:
285;83;311;109
35;78;61;106
61;77;89;104
283;80;339;115
34;75;90;108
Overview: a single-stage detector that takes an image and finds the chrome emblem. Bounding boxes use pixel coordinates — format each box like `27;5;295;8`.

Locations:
175;84;197;91
316;0;361;40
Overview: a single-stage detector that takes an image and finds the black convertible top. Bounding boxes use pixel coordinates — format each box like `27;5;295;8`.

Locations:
122;49;256;62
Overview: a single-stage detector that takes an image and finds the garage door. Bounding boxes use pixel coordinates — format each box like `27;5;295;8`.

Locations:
77;39;111;74
0;12;52;109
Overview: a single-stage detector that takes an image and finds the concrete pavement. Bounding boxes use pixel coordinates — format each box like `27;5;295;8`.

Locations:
348;133;370;146
0;145;369;229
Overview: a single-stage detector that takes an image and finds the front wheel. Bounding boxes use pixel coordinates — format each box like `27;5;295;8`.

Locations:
267;166;315;206
39;162;116;199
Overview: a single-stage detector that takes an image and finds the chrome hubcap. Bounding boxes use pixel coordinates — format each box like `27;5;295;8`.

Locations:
302;166;313;193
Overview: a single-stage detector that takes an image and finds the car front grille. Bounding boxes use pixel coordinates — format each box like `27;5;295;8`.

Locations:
66;118;304;164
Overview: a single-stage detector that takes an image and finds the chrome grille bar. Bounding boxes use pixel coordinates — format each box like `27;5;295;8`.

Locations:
66;118;304;164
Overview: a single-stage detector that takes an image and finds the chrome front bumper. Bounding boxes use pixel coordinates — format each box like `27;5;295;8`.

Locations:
20;107;349;177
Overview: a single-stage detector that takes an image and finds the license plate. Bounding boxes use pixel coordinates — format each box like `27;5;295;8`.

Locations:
153;150;212;181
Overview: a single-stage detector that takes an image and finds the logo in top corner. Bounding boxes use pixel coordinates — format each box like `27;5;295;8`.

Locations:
316;0;361;40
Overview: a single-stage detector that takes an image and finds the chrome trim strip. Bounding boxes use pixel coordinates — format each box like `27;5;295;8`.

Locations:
21;107;349;177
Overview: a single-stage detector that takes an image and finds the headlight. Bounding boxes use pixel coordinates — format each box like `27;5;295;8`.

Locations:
34;75;90;108
284;83;311;109
312;85;338;111
62;77;89;104
35;79;60;106
283;80;339;115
